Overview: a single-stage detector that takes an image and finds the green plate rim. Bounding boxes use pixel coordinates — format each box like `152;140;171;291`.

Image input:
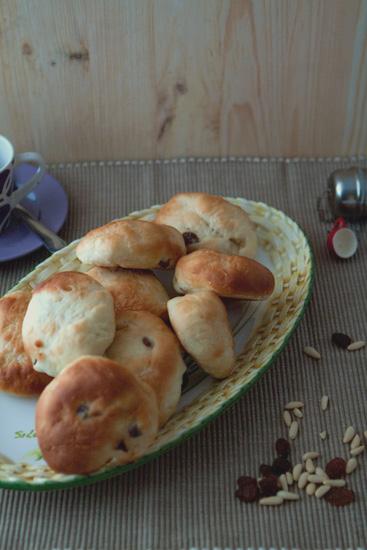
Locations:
0;216;315;492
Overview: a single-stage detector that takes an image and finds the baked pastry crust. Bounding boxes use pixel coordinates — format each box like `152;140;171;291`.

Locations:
22;272;115;377
0;291;51;395
156;192;257;257
167;291;235;379
36;355;159;474
174;249;275;299
107;311;186;425
76;219;186;269
88;267;169;326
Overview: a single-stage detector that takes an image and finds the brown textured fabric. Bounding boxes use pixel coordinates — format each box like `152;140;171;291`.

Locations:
1;157;367;550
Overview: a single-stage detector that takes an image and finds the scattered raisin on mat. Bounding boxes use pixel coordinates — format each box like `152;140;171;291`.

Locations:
258;475;279;497
237;476;258;488
183;231;199;245
325;457;347;479
331;332;352;349
259;464;274;477
235;485;259;503
235;476;259;502
275;438;290;458
324;487;355;507
272;457;292;475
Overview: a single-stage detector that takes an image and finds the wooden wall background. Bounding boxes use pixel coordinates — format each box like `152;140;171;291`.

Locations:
0;0;367;162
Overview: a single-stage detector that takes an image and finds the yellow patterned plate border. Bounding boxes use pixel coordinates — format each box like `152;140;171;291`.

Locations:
0;198;314;491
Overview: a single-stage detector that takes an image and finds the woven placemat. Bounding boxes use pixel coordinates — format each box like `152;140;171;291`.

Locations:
1;156;367;550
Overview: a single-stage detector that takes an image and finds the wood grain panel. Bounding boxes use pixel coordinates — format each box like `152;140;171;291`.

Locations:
0;0;366;162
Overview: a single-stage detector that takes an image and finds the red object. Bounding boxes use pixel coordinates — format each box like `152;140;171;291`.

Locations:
235;476;259;502
259;464;273;477
272;457;292;475
237;476;257;488
324;487;355;507
327;217;347;253
275;438;291;458
325;457;347;479
258;476;279;496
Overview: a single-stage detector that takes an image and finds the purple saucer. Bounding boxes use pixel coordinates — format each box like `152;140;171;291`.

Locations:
0;164;68;262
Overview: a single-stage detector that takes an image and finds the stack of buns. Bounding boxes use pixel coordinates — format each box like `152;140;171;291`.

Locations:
0;192;275;474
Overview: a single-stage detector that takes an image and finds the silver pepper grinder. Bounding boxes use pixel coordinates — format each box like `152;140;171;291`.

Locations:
328;167;367;221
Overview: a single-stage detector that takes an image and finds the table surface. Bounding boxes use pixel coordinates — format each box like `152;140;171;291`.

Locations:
1;156;367;550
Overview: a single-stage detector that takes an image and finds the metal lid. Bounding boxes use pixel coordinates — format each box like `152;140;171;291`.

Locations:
327;167;367;220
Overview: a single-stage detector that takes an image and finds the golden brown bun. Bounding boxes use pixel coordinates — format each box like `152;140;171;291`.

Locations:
156;192;257;257
76;220;186;270
0;291;51;395
22;272;115;377
174;249;275;300
36;355;159;474
106;311;186;425
88;267;169;326
167;291;235;379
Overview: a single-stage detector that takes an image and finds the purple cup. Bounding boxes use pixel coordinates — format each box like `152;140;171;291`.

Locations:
0;135;45;232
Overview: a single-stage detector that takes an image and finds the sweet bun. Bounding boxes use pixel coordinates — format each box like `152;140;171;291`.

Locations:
156;192;257;257
167;291;235;379
22;272;115;377
106;311;186;425
88;267;169;326
36;355;159;474
0;291;51;395
76;219;186;269
174;249;275;300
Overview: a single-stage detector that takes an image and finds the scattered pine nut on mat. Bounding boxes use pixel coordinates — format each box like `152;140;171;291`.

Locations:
303;346;321;359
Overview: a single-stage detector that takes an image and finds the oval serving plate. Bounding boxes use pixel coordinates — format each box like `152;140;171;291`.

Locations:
0;198;313;491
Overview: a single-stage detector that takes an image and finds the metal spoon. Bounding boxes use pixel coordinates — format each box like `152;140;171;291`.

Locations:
12;204;66;253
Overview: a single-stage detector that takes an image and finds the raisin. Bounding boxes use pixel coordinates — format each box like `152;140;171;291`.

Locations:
76;403;89;419
183;231;199;246
116;440;128;452
325;457;347;479
229;238;241;247
158;259;170;269
235;477;259;502
331;333;352;349
324;486;355;507
258;475;278;497
142;337;154;348
235;486;259;503
128;424;142;438
237;476;257;488
259;464;273;477
275;438;290;458
272;457;292;475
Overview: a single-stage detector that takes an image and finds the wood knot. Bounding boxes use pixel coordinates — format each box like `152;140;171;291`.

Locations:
175;80;187;95
69;50;89;61
22;42;33;56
